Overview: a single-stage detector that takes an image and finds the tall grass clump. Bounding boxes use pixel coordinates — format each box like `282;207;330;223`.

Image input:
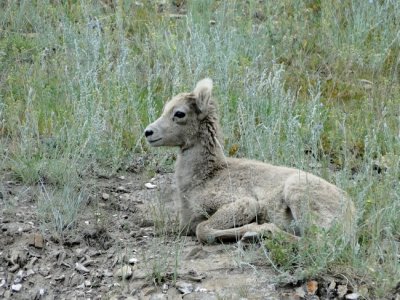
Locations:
0;0;399;297
36;183;88;241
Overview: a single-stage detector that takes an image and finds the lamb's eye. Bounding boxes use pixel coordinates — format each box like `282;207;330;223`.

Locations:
174;111;186;118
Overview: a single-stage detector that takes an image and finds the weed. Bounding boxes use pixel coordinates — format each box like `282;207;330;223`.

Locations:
36;182;88;241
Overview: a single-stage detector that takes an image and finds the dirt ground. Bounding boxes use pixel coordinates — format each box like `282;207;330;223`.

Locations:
0;168;286;300
0;166;391;300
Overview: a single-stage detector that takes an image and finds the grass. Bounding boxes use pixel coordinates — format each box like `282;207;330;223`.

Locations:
0;0;399;297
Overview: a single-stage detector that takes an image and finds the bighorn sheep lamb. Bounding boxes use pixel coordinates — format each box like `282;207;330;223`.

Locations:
144;78;355;243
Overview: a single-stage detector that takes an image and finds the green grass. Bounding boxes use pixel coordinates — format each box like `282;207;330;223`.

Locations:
0;0;399;297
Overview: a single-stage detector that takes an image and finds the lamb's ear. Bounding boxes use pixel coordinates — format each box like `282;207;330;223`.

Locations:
193;78;213;120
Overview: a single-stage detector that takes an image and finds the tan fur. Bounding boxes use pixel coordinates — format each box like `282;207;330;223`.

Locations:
145;79;355;243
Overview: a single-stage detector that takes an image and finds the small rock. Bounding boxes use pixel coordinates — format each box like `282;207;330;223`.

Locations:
82;258;94;267
142;286;157;296
103;270;113;277
38;268;50;277
119;193;132;201
14;277;22;284
26;269;35;276
11;283;22;292
114;265;133;279
16;270;25;279
183;292;218;300
295;286;306;298
3;290;11;299
29;233;44;248
0;279;5;288
145;182;157;189
34;233;44;248
128;257;138;265
54;274;65;281
176;281;194;295
149;293;168;300
183;270;206;282
345;293;360;300
9;264;19;272
75;262;90;273
77;283;85;289
328;280;336;291
337;285;348;298
102;193;110;200
118;176;126;180
75;248;87;258
358;285;369;298
26;257;38;269
306;280;318;295
84;280;91;287
116;186;128;192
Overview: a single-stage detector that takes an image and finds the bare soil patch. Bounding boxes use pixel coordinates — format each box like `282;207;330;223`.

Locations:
0;169;377;299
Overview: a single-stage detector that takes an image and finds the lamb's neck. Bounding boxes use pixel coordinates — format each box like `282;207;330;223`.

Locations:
175;143;226;192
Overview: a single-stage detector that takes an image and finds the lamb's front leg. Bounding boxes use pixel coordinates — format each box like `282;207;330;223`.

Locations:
195;198;299;244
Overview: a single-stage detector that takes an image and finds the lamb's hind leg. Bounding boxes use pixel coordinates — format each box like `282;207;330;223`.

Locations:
195;198;298;244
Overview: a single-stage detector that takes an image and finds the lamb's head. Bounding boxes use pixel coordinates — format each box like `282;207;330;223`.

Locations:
144;78;218;150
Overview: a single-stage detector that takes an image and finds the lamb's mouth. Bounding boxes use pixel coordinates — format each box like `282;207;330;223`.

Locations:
148;138;162;144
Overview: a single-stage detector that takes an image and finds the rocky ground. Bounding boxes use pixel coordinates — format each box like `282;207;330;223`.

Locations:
0;167;392;299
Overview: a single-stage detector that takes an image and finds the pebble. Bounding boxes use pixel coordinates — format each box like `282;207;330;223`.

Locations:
114;265;133;279
34;233;44;248
77;283;85;289
346;293;360;300
9;264;20;272
183;292;218;300
306;280;318;295
295;286;306;298
75;262;90;273
16;270;25;278
337;285;348;298
14;277;22;284
149;294;168;300
145;182;157;189
128;257;138;265
176;281;194;294
11;283;22;292
84;280;92;287
117;186;128;192
102;193;110;200
119;193;132;201
28;233;44;248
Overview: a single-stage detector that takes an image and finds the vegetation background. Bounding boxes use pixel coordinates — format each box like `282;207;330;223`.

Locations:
0;0;399;297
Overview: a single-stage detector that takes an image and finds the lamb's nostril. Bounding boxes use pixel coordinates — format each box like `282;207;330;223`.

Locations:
145;129;153;137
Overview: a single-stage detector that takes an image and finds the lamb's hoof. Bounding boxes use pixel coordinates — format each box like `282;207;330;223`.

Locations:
240;231;261;244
